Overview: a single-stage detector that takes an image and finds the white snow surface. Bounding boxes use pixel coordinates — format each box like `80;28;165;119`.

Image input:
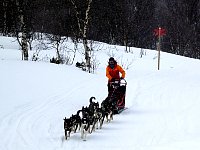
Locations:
1;36;200;150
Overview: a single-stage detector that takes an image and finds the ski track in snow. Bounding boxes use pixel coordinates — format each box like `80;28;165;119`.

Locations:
0;78;102;150
1;37;200;150
2;69;198;150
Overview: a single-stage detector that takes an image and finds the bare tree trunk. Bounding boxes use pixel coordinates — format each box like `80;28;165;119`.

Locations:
56;39;61;62
124;33;128;53
71;38;78;65
21;30;29;60
70;0;92;72
83;37;91;72
16;0;29;60
3;0;7;35
82;0;92;72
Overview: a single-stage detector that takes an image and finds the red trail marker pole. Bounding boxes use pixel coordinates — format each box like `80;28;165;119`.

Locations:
154;27;166;70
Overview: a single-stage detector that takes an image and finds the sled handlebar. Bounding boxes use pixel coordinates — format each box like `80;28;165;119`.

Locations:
110;78;127;86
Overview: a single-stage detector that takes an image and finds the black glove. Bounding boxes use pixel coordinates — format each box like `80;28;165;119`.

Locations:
111;78;115;82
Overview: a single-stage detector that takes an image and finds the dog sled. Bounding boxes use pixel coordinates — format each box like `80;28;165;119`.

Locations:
104;78;127;114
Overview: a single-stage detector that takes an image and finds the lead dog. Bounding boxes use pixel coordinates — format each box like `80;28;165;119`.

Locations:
63;117;73;140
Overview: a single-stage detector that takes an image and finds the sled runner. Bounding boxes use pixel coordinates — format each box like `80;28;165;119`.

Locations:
117;107;128;113
106;78;127;114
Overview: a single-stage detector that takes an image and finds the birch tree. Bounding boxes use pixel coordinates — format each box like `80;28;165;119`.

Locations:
16;0;29;60
69;0;93;72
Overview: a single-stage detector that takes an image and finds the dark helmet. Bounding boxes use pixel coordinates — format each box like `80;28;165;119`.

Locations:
108;57;116;64
109;57;115;62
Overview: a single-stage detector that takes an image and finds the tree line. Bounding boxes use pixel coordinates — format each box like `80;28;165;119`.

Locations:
0;0;200;61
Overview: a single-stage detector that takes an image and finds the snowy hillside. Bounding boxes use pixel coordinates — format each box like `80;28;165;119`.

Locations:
1;36;200;150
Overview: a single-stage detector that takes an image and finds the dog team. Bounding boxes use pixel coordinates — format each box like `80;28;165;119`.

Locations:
63;96;116;141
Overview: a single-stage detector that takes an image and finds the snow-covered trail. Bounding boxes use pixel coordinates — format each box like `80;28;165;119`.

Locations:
124;55;200;150
0;60;110;150
1;41;200;150
60;59;200;150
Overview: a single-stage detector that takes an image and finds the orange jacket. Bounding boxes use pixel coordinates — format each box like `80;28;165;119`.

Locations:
106;64;125;81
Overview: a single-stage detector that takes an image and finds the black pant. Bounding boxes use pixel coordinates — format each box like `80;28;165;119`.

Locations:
107;82;113;95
